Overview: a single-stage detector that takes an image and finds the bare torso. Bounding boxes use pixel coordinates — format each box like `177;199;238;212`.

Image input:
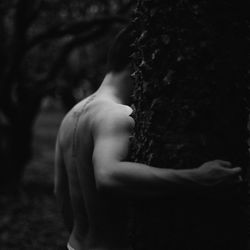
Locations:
57;94;132;250
56;85;242;250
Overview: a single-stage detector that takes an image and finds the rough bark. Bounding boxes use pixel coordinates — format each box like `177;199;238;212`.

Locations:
130;1;249;249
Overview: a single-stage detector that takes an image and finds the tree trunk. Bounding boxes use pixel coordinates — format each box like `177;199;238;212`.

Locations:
0;90;42;193
130;1;249;249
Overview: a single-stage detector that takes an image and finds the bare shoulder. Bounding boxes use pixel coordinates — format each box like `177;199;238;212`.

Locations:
57;95;96;139
92;100;135;135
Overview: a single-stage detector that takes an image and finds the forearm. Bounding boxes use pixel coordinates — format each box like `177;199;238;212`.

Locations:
98;161;200;197
61;198;74;232
55;191;74;232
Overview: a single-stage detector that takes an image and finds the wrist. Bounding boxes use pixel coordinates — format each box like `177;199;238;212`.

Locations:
179;168;201;187
165;168;200;187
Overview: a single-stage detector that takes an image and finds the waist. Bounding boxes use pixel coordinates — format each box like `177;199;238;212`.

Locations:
68;242;132;250
69;228;130;250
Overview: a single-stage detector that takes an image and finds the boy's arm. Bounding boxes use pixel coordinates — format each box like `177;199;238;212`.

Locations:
92;111;241;197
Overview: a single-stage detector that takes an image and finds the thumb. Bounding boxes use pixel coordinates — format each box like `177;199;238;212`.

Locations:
228;167;242;175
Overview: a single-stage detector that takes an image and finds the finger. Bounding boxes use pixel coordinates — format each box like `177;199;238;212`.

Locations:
225;177;244;187
218;174;243;188
227;167;242;175
228;174;243;182
216;160;232;168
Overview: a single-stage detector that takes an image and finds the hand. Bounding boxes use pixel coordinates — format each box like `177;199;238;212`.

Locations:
194;160;242;187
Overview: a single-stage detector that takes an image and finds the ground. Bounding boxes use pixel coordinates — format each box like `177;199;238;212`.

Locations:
0;102;68;250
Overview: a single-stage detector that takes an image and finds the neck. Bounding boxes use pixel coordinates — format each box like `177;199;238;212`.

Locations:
96;70;132;105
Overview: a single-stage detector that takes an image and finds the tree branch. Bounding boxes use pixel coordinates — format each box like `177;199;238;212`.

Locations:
29;25;112;95
27;15;128;51
15;0;42;34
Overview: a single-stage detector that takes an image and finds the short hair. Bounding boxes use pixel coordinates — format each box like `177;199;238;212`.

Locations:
106;24;135;73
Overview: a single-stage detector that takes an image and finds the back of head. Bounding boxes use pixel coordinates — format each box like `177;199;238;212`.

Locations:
106;23;135;73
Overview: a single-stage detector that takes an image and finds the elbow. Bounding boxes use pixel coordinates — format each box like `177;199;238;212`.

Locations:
54;185;59;198
95;168;118;194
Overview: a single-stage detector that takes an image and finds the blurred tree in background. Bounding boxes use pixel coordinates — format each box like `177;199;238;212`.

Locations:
130;1;249;249
0;0;134;192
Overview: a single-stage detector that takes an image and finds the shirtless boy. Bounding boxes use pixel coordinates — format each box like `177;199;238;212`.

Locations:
54;25;242;250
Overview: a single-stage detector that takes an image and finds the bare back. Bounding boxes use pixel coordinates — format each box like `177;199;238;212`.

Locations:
56;94;132;250
55;87;241;250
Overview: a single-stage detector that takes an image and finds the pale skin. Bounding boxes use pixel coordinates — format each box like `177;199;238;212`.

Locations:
55;68;242;250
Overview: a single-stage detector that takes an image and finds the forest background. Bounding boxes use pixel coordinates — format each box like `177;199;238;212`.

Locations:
0;0;249;249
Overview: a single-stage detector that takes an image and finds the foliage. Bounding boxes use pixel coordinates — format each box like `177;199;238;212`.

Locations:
0;0;134;191
130;1;249;249
0;0;133;105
